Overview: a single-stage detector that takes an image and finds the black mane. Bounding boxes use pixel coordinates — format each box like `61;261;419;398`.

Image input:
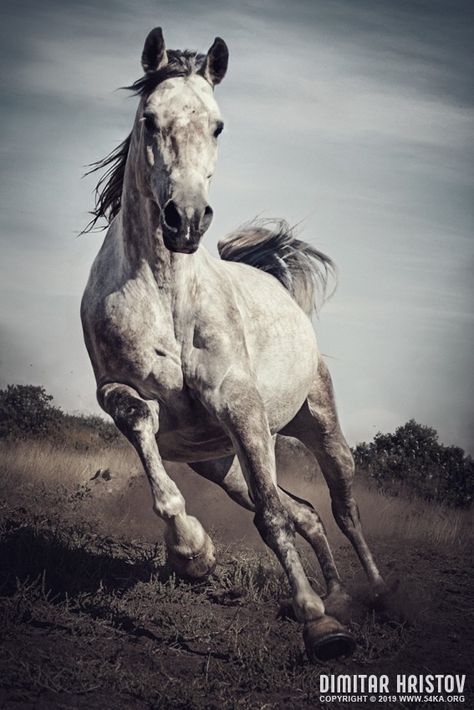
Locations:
82;49;205;234
127;49;205;98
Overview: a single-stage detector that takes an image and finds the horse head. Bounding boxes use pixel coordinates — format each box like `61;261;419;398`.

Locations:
135;28;228;253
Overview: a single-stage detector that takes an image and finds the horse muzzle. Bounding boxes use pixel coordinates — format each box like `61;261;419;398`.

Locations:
162;199;213;253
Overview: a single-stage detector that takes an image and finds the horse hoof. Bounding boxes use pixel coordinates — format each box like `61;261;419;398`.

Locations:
167;534;216;581
303;615;356;662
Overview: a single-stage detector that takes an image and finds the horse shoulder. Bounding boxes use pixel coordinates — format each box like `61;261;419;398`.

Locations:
82;236;180;389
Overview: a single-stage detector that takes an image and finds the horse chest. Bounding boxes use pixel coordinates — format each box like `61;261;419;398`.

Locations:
98;290;185;396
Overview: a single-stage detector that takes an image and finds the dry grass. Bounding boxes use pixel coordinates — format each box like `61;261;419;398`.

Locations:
1;438;471;548
355;484;470;546
0;438;139;489
1;436;473;709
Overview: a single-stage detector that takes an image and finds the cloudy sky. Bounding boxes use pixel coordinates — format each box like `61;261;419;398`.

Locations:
1;0;473;451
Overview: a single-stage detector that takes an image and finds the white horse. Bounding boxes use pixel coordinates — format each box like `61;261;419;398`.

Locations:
81;28;386;662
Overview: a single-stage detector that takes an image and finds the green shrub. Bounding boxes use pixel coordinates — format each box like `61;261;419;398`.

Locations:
353;420;473;508
0;384;63;439
0;384;121;447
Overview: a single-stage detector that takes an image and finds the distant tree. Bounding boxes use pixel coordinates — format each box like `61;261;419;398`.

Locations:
0;384;63;439
353;419;474;508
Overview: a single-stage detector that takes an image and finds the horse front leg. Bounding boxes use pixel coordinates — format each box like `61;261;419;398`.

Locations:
97;383;216;579
198;371;355;661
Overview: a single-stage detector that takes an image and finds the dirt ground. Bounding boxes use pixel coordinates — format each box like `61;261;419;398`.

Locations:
0;444;473;709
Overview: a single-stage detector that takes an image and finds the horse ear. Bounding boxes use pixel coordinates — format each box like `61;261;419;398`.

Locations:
201;37;229;86
141;27;168;73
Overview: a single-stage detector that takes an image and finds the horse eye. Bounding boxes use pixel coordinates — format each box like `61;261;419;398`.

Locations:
143;114;159;134
214;121;224;138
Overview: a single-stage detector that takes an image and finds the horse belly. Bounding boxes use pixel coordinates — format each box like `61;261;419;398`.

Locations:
157;427;234;462
156;403;233;462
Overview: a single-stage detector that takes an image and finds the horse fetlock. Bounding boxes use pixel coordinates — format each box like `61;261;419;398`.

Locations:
166;531;216;580
324;588;353;623
164;513;211;560
292;590;325;623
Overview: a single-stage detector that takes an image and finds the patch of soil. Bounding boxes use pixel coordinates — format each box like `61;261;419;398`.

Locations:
0;503;472;708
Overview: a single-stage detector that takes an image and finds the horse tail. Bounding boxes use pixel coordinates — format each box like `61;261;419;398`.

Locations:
217;218;337;315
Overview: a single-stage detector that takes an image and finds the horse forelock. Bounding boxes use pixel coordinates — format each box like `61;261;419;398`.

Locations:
127;49;206;98
82;49;206;234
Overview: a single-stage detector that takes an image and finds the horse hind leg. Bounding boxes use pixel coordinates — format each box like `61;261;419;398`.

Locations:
282;359;387;600
97;382;215;580
277;483;352;622
194;376;332;649
189;452;352;623
190;437;356;662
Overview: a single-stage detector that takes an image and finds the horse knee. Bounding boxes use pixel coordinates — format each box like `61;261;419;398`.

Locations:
98;383;158;437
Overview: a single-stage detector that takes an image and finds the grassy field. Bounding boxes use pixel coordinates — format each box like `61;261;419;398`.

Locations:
0;437;473;709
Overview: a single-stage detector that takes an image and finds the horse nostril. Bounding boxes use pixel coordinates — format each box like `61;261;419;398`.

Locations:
163;201;182;231
204;205;213;218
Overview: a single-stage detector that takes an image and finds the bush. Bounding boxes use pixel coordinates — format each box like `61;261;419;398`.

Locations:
0;385;63;439
353;420;474;508
0;384;121;447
